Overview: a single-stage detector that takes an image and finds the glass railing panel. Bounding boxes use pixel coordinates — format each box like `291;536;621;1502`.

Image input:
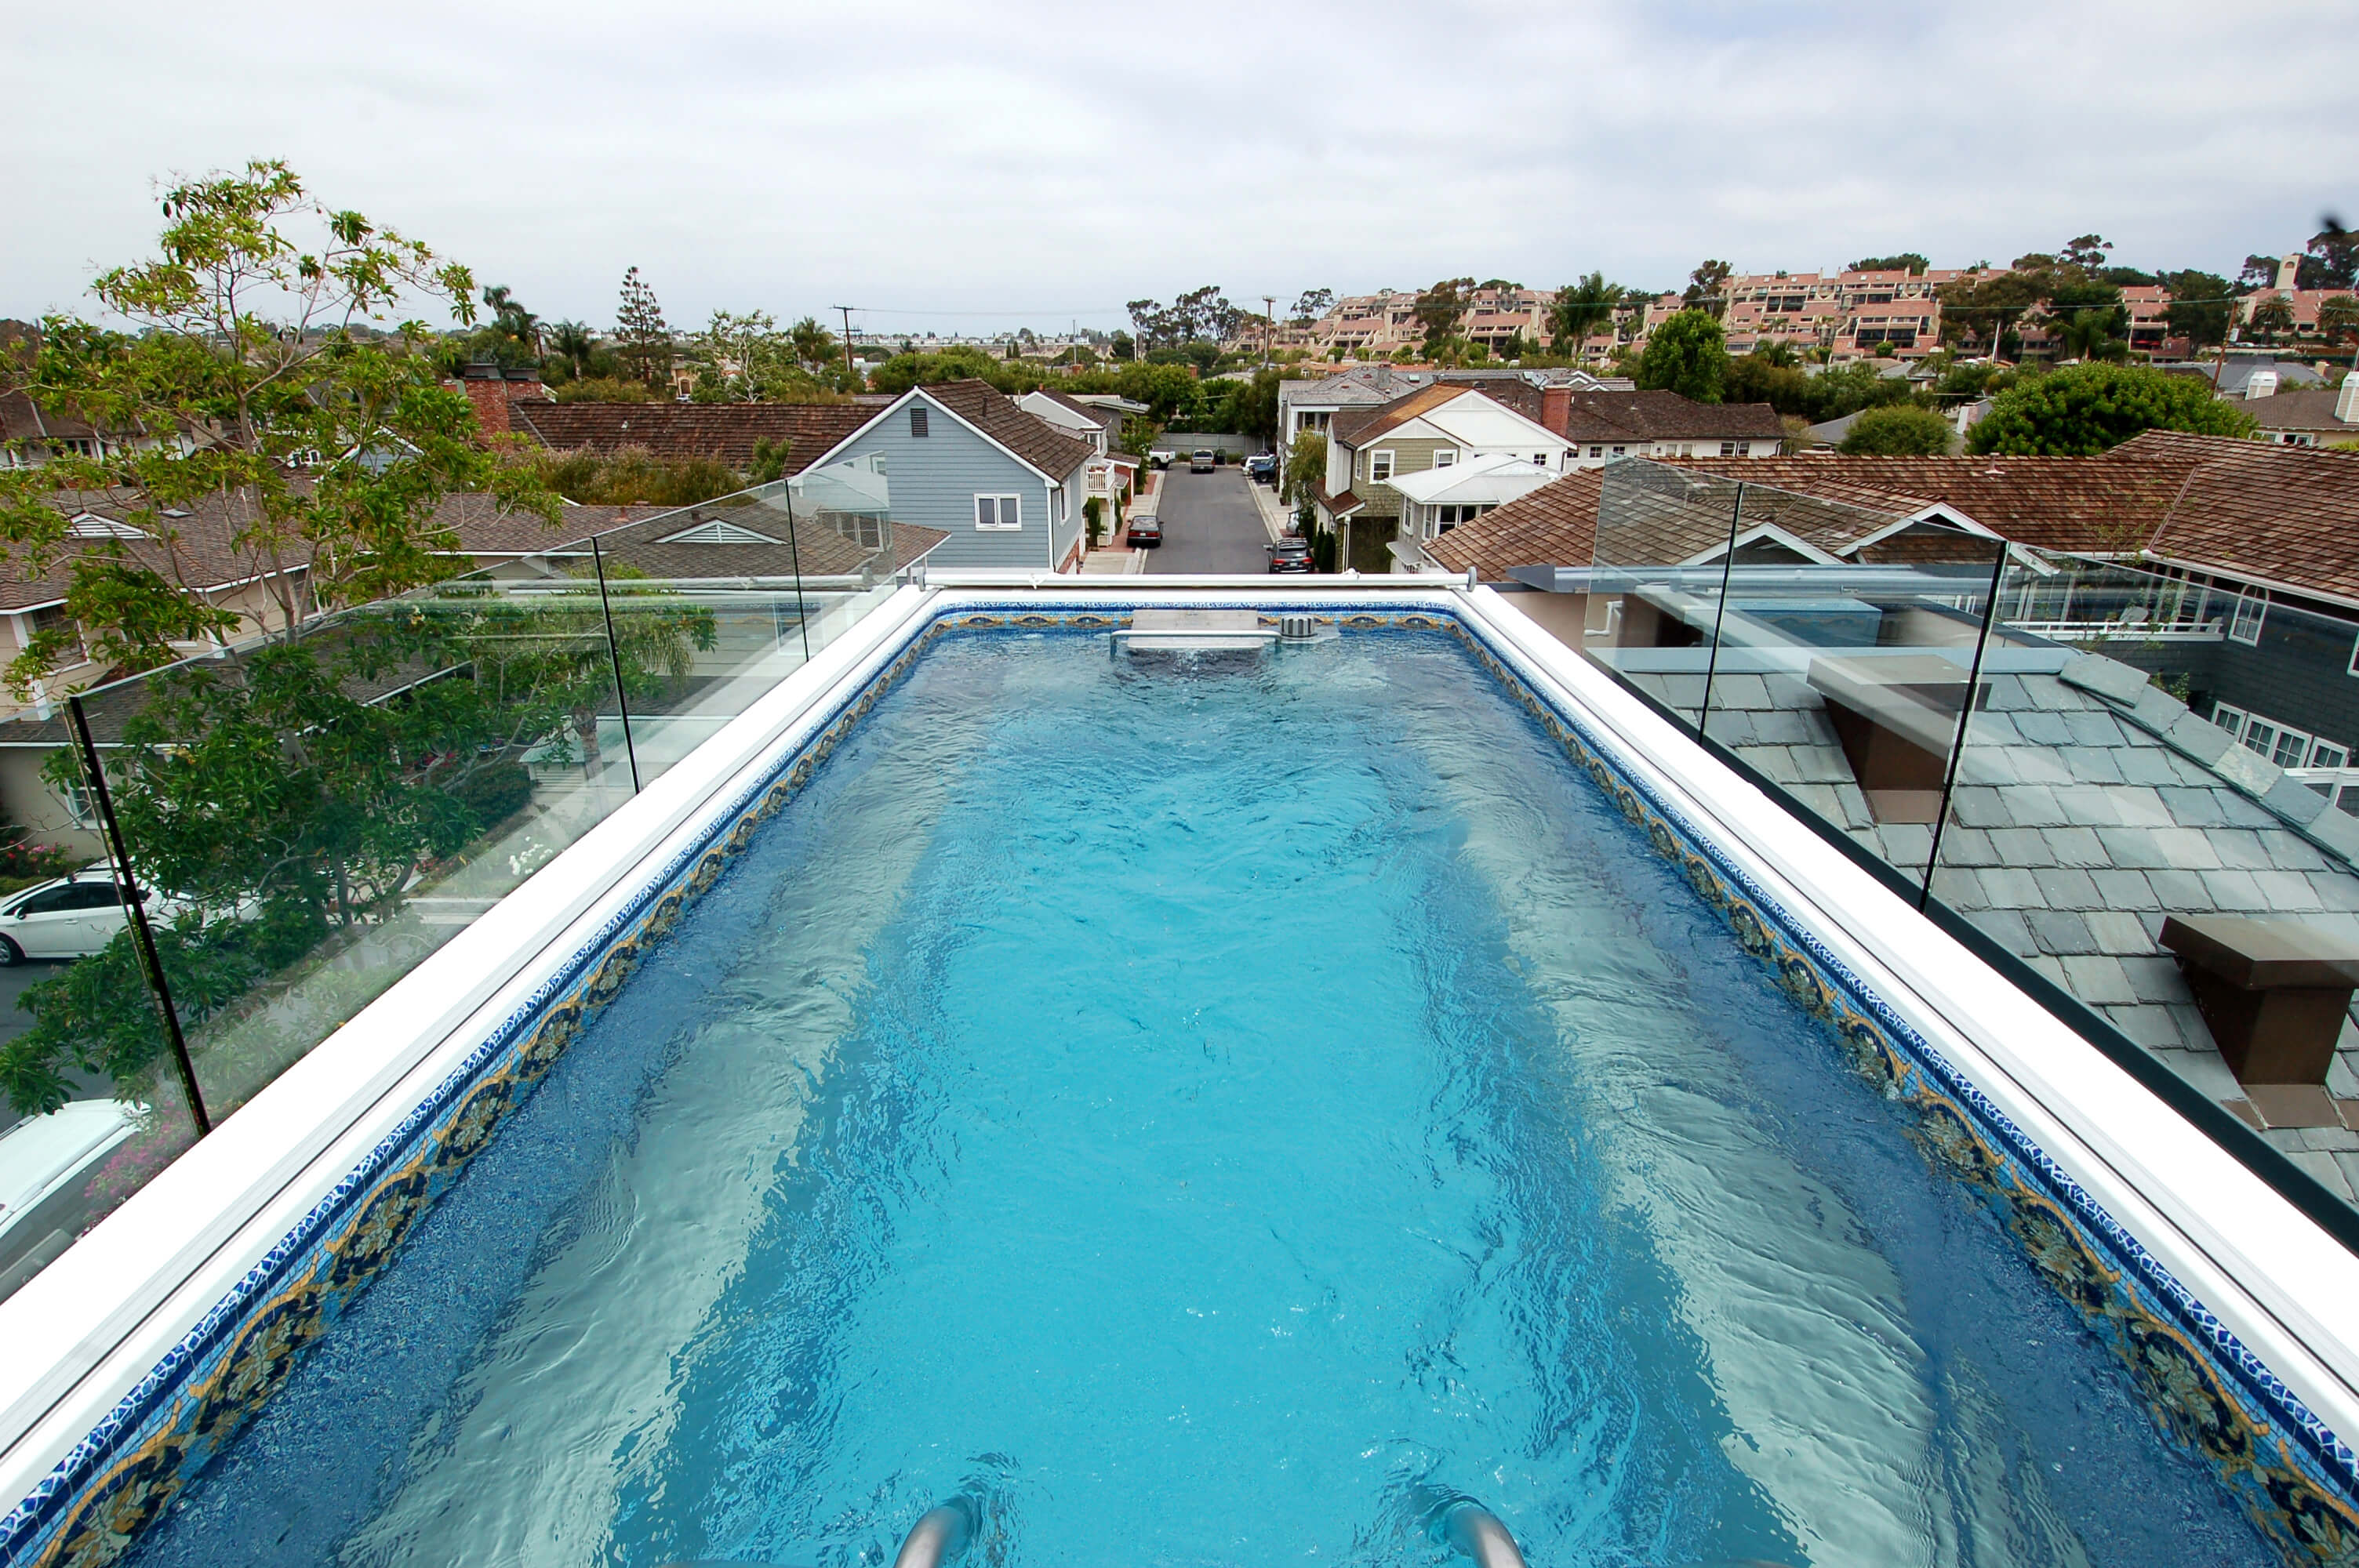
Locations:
1694;509;2006;877
31;584;632;1124
1584;460;1747;731
588;467;899;785
1931;550;2359;1160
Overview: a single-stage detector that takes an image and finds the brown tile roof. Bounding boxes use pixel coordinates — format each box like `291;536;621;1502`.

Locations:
2125;434;2359;607
0;390;100;446
508;401;873;471
1427;469;1603;578
1554;391;1785;443
1317;487;1364;516
1663;453;2196;554
916;379;1093;480
1331;383;1474;446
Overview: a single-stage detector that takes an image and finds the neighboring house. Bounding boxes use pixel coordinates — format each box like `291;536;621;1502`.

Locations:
1016;389;1141;510
1315;385;1577;569
1432;432;2359;775
1549;390;1786;467
0;391;182;471
1276;365;1632;488
2233;374;2359;448
1387;453;1558;565
807;379;1096;572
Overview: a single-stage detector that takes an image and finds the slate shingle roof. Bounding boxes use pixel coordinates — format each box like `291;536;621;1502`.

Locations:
1603;630;2359;1196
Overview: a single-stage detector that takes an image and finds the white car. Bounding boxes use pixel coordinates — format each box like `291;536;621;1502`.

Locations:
0;1099;141;1280
0;869;177;964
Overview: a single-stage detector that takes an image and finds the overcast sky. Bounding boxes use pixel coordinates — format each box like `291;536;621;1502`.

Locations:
4;0;2354;337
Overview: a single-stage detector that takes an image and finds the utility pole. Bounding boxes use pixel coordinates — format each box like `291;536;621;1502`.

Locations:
833;305;857;383
1263;296;1276;368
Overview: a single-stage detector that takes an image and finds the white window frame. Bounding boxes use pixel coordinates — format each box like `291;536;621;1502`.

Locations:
2312;739;2352;769
2210;701;2248;739
1431;448;1457;469
2229;586;2267;644
1369;448;1395;483
1720;441;1741;457
2346;633;2359;677
974;493;1023;530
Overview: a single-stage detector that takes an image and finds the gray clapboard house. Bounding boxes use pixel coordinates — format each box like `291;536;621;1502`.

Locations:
812;380;1096;572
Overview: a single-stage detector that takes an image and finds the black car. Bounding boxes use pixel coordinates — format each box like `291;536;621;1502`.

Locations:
1128;516;1163;547
1267;537;1314;574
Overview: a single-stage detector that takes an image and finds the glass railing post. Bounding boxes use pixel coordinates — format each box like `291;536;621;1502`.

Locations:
67;694;209;1137
783;481;812;664
589;533;643;795
1695;481;1747;743
1919;545;2010;910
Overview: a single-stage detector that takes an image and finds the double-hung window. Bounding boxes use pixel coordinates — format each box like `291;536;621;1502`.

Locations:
1432;448;1457;470
1369;449;1395;484
975;494;1022;530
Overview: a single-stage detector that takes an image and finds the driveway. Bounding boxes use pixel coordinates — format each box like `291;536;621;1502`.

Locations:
1146;466;1275;575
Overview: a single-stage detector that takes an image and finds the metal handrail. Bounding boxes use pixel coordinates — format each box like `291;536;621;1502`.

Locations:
891;1498;976;1568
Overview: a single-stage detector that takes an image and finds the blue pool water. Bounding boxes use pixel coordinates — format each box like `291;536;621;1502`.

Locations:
131;630;2271;1567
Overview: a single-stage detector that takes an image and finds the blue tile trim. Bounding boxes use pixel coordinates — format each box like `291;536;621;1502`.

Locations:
5;597;2354;1565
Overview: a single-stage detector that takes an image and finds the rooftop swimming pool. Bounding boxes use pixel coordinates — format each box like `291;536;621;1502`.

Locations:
7;591;2358;1568
98;622;2292;1566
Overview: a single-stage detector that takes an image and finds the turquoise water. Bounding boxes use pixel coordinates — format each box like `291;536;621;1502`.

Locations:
133;630;2270;1567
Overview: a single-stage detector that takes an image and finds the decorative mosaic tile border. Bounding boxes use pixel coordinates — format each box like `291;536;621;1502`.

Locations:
4;597;2354;1566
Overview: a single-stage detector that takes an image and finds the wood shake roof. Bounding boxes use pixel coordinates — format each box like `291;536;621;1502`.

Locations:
509;401;876;470
916;379;1094;479
1426;432;2359;604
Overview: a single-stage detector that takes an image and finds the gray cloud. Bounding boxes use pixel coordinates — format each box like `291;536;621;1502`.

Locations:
3;0;2353;334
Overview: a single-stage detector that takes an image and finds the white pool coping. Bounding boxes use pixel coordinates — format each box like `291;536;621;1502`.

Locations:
2;575;2355;1530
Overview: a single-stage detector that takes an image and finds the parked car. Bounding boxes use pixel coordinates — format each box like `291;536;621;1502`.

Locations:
1149;449;1176;470
1128;516;1163;548
0;868;183;964
1190;449;1215;474
0;1098;142;1277
1244;453;1276;483
1267;537;1315;574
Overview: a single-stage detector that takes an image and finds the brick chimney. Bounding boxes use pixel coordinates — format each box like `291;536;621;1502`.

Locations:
446;364;547;437
1540;384;1571;434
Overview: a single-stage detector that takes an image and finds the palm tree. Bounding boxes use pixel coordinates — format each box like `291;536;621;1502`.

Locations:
1550;274;1627;358
547;321;594;380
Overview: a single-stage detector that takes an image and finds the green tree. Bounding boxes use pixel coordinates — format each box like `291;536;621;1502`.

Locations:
546;319;598;382
1635;310;1728;403
1839;404;1954;455
1684;260;1733;318
2161;270;2235;350
1849;253;1930;274
1968;362;2259;455
1414;277;1476;358
1281;429;1327;508
1289;288;1336;324
2319;295;2359;348
614;266;672;388
2247;295;2297;343
1551;274;1626;353
0;160;558;694
788;315;838;373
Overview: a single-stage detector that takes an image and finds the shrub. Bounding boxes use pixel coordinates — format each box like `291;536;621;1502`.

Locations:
1968;362;2259;456
1839;405;1954;456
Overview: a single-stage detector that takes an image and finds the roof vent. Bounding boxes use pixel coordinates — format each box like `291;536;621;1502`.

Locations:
656;518;784;546
67;513;150;540
2339;372;2359;425
2245;370;2279;401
